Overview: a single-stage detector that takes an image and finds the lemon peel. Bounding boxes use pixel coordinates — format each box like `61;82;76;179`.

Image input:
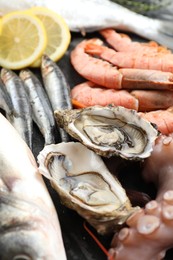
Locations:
0;10;47;70
29;7;71;68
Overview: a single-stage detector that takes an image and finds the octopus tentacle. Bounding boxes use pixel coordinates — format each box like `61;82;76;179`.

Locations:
108;134;173;260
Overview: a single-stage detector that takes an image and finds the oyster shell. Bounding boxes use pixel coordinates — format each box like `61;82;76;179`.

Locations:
54;106;159;160
37;141;138;235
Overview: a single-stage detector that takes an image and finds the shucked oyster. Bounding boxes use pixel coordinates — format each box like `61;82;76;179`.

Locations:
54;106;159;160
37;141;138;235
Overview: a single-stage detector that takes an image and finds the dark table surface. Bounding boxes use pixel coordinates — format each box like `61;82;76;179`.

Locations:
31;31;173;260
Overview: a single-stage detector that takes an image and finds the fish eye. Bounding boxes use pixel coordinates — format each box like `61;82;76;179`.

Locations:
13;255;32;260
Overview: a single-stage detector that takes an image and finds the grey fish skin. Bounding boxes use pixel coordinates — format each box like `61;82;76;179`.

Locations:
1;0;173;50
1;68;33;149
0;113;66;260
20;69;56;145
0;77;14;117
41;55;72;142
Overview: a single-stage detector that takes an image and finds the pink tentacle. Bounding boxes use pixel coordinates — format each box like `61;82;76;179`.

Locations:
108;134;173;259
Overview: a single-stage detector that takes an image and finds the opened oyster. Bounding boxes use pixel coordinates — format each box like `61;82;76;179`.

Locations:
54;106;159;160
37;141;138;235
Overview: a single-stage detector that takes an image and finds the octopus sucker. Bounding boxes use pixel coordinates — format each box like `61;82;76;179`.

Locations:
109;133;173;259
144;200;160;216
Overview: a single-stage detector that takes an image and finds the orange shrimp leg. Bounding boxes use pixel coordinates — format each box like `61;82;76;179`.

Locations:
99;28;170;54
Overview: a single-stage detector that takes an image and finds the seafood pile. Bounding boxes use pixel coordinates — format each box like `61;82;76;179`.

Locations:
70;28;173;136
1;3;173;257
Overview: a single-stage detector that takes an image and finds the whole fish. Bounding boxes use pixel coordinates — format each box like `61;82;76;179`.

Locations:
111;0;173;22
0;77;13;116
1;68;33;149
0;112;66;260
20;69;56;145
0;0;173;49
41;54;72;142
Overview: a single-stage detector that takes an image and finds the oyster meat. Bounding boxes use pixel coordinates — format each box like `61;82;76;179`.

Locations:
37;141;138;235
54;106;159;160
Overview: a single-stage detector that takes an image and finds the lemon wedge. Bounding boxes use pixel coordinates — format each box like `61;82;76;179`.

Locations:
29;7;71;67
0;11;47;70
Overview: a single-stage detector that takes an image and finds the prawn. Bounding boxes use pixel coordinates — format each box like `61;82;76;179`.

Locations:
131;90;173;112
71;81;139;110
99;29;171;54
71;39;173;90
85;40;173;72
139;108;173;135
71;81;173;112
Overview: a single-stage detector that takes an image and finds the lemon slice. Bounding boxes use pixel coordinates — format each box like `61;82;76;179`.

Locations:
29;7;71;67
0;11;47;70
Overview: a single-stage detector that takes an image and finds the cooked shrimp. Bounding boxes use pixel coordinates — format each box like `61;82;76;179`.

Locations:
70;39;123;89
71;81;139;110
139;109;173;135
85;40;173;72
71;39;173;90
131;90;173;112
99;29;170;54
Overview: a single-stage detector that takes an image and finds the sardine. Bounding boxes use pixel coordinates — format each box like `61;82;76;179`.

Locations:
41;54;72;142
0;77;13;116
1;68;33;149
20;69;56;145
0;112;66;260
0;0;173;49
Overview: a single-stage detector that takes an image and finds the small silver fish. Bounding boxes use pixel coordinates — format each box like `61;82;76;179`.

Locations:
1;0;173;49
1;68;33;149
0;112;66;260
20;69;56;145
0;77;13;116
41;55;72;142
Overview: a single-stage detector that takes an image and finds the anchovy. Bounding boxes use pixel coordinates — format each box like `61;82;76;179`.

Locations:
1;68;33;149
0;77;13;117
0;113;66;260
20;69;56;145
1;0;173;49
41;55;72;142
